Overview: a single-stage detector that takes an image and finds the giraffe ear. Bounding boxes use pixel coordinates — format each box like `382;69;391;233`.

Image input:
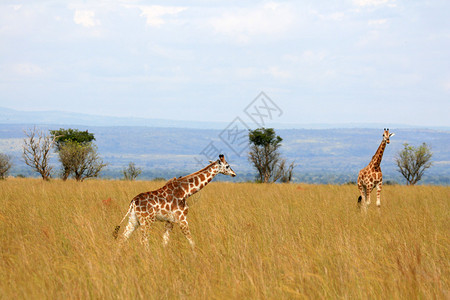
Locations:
389;133;395;137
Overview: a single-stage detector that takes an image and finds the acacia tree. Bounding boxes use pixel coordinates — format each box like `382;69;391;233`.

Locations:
22;127;57;181
279;159;296;183
395;142;432;185
248;127;295;183
0;153;13;180
58;141;106;181
50;129;95;180
123;162;142;181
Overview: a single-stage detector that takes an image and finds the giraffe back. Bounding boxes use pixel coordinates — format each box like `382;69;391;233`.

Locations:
132;182;189;225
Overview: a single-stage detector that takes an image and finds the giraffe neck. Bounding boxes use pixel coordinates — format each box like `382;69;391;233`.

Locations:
178;161;220;198
369;139;386;169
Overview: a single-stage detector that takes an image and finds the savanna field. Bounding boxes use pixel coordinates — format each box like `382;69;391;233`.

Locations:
0;178;448;299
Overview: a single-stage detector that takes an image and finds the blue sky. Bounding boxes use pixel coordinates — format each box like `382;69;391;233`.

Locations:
1;0;449;127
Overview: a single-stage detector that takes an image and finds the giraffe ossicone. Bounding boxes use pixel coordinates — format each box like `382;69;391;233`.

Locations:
113;154;236;249
357;128;394;211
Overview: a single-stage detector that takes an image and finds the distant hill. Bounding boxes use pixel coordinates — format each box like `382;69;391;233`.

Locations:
1;123;449;184
0;106;228;129
2;106;448;130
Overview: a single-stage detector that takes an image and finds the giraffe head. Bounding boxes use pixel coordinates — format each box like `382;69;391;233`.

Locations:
383;128;395;144
215;154;236;177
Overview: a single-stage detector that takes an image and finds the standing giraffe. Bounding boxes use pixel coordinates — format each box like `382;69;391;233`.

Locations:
113;154;236;249
357;128;395;210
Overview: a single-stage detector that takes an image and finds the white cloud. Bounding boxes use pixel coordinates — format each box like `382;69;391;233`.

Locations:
211;2;295;42
282;50;327;64
282;54;300;63
10;4;22;11
267;66;291;79
1;2;449;127
301;50;327;63
443;79;450;92
355;30;381;47
310;10;346;22
327;12;345;21
148;44;193;60
235;66;291;80
11;63;46;76
133;5;187;27
368;19;388;26
73;10;100;27
236;67;258;79
353;0;395;6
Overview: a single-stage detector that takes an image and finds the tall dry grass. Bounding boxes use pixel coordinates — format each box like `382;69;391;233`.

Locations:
0;178;448;299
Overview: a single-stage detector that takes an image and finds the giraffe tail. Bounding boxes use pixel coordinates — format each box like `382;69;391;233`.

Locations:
113;201;134;239
113;226;121;239
358;196;362;203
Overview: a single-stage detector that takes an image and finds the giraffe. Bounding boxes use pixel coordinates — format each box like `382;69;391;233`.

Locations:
113;154;236;249
357;128;395;210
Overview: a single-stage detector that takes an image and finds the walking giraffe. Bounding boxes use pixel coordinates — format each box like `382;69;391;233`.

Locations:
357;128;395;210
113;154;236;249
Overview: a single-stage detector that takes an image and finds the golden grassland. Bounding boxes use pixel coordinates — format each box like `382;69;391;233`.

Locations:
0;178;448;299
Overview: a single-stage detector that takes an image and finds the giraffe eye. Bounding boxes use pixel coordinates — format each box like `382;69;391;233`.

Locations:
226;166;230;169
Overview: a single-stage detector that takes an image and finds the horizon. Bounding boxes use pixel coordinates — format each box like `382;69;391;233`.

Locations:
1;105;450;130
1;122;449;185
1;1;450;128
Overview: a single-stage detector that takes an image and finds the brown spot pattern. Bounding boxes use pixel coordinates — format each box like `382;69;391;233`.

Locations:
120;159;225;246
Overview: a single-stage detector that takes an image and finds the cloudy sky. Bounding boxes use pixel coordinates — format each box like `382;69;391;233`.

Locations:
1;0;449;127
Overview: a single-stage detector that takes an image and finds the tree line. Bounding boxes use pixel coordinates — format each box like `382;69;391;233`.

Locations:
0;126;434;185
0;127;144;182
21;127;107;181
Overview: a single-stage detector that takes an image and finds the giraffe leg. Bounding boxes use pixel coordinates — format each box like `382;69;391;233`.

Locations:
376;182;382;207
365;184;373;206
179;220;195;249
121;210;139;241
357;180;368;211
358;184;366;206
140;216;155;251
140;225;151;251
162;222;174;247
